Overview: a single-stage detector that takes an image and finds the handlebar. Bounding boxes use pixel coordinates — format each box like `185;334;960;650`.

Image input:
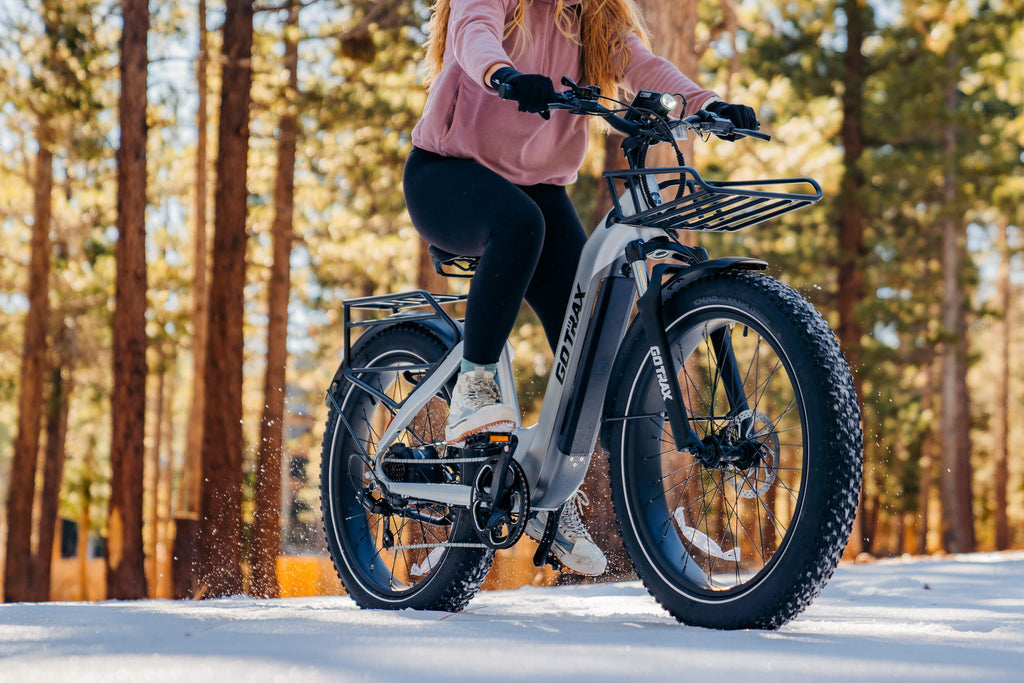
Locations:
498;76;770;143
680;110;772;142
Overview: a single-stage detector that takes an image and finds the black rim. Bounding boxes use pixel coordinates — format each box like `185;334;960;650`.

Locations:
622;307;808;599
328;349;458;598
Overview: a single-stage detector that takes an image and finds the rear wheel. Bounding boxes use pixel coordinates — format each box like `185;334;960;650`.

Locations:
320;324;493;611
604;272;861;629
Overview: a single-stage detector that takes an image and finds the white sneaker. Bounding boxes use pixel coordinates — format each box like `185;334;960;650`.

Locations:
445;366;517;445
526;491;607;576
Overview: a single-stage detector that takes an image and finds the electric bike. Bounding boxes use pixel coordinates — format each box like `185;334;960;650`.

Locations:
319;79;863;630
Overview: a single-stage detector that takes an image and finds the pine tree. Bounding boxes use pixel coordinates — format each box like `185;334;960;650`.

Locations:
108;0;151;599
251;0;301;598
4;116;54;603
198;0;255;598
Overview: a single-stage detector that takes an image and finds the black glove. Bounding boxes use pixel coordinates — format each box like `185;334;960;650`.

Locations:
705;100;758;140
490;67;555;120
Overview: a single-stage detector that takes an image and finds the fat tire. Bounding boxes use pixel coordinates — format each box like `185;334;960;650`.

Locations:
320;323;494;612
603;271;862;629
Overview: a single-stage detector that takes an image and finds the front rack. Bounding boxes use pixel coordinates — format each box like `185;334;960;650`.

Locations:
605;166;823;232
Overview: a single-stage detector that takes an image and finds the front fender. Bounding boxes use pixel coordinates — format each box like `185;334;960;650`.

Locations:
660;256;767;294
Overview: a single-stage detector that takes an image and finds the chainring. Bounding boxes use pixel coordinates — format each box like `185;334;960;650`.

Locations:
471;457;529;549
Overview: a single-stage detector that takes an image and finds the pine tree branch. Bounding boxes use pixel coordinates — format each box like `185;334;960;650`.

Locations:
254;0;321;13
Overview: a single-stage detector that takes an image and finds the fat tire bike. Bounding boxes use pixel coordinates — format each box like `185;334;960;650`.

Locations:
320;78;863;630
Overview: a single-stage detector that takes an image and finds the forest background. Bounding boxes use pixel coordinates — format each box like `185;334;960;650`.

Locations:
0;0;1022;602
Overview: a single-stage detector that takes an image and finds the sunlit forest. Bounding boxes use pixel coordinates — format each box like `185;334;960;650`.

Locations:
1;0;1022;602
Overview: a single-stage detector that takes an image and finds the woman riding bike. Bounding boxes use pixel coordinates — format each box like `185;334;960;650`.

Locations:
403;0;757;575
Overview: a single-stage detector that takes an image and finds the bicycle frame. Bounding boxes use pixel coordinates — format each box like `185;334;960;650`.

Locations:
333;175;774;512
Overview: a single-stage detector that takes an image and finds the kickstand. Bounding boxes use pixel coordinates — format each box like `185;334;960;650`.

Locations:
532;504;565;570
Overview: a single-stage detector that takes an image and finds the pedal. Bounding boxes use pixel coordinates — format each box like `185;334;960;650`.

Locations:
463;432;513;449
532;504;564;568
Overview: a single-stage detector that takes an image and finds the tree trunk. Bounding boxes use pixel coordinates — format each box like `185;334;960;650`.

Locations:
3;119;54;604
837;0;867;559
198;0;255;598
148;357;167;595
918;360;937;555
77;439;96;601
108;0;151;600
417;244;448;293
938;48;975;554
251;0;300;598
158;365;175;597
173;0;210;600
32;319;73;601
181;0;210;518
993;220;1011;550
635;0;698;170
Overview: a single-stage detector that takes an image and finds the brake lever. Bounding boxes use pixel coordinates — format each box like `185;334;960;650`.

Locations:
706;113;736;137
701;113;772;142
735;128;772;141
560;76;600;101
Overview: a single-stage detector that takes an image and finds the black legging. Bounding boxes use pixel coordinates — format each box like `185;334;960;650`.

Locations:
404;147;587;365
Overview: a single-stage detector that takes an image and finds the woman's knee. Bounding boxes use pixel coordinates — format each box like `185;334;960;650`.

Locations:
488;198;546;259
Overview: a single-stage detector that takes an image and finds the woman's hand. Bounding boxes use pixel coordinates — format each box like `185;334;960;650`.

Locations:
489;67;556;119
704;101;758;140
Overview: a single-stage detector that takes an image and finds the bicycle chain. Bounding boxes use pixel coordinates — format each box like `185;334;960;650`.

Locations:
387;542;489;551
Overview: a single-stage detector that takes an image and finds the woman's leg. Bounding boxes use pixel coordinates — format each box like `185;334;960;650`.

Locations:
404;148;545;365
519;184;588;351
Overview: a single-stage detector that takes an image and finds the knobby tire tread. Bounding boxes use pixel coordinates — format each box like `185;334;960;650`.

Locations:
604;271;862;630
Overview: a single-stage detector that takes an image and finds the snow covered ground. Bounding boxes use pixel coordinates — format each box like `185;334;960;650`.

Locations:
1;551;1022;682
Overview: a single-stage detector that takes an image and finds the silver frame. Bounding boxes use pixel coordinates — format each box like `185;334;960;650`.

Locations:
368;188;667;511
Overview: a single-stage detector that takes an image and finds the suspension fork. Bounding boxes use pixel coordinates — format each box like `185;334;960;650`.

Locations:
710;327;752;417
625;241;754;455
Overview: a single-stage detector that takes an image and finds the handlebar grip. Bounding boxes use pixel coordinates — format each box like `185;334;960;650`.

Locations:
497;82;516;100
682;111;714;126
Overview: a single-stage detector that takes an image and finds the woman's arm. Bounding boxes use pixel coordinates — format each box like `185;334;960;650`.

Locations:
448;0;516;88
615;33;720;116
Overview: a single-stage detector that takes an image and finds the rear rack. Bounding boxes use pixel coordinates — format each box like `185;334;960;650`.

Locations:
605;166;822;232
338;290;467;412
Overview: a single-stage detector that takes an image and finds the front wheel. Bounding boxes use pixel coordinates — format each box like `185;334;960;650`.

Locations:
603;271;862;629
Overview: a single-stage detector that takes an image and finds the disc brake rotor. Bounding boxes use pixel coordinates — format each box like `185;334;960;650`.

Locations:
723;409;780;498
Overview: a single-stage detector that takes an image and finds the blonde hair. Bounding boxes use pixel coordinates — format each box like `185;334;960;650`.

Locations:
422;0;651;100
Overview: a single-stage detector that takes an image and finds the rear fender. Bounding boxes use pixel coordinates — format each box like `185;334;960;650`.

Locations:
326;315;461;408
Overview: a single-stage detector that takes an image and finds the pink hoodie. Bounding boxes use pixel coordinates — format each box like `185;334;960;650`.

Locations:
411;0;719;186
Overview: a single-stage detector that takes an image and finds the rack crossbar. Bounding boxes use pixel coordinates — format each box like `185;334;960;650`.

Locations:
604;166;822;232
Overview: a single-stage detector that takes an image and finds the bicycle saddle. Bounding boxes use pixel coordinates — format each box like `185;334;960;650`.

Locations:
428;245;479;278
